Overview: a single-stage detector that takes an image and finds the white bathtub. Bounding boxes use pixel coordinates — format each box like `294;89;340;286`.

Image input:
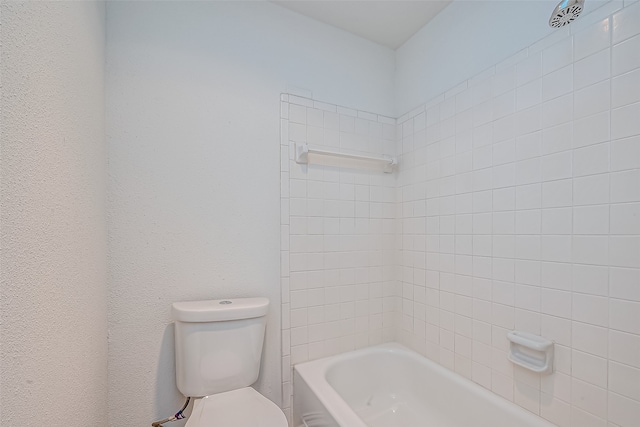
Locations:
293;343;556;427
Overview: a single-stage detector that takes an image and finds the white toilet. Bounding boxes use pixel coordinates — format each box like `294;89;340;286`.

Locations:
172;297;287;427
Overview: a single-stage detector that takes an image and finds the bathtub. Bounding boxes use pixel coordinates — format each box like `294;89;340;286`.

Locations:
293;343;556;427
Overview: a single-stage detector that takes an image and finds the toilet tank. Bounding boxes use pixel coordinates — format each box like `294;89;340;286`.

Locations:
172;298;269;397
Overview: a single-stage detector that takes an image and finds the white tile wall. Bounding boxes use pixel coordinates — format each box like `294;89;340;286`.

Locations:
280;95;398;422
281;2;640;425
395;2;640;426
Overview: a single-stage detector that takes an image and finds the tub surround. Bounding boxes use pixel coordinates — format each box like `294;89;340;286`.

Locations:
282;2;640;426
280;95;399;421
394;3;640;426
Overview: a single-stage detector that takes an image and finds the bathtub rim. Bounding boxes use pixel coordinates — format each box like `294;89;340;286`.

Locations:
294;342;557;427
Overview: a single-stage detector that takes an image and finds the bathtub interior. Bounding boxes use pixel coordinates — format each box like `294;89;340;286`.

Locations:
326;350;494;426
326;350;458;426
306;345;555;427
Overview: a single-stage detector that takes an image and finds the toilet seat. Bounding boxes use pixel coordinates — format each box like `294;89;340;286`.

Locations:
185;387;287;427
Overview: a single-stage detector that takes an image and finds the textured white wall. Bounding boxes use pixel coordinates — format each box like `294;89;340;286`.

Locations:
0;1;108;426
105;2;394;425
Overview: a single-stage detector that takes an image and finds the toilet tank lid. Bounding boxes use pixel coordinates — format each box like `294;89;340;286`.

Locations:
172;298;269;322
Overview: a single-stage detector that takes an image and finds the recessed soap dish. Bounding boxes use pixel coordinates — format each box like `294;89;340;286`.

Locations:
507;331;554;374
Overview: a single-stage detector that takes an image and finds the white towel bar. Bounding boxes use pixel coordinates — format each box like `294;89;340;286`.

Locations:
294;143;397;173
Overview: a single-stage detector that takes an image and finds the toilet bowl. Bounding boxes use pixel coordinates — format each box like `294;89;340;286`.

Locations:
185;387;287;427
172;297;286;427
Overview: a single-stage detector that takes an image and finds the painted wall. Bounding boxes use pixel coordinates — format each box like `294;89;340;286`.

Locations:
396;0;610;114
0;1;108;426
394;1;640;426
105;2;395;425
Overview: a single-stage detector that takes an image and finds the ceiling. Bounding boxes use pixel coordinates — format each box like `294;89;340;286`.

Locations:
273;1;452;49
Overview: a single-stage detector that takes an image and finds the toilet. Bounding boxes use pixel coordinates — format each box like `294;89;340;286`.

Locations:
172;297;287;427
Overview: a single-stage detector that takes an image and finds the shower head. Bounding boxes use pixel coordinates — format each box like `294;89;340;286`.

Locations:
549;0;585;28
